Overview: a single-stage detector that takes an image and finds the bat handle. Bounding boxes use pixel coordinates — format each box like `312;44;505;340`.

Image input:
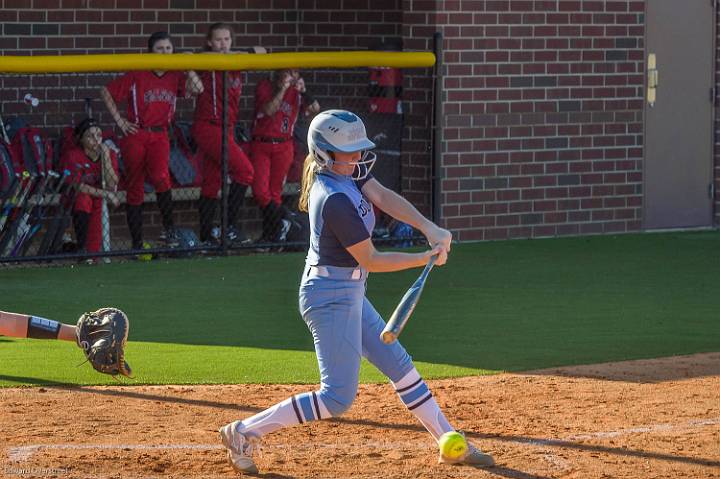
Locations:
381;330;396;345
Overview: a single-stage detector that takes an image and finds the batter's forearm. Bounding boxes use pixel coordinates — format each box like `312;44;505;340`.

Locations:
0;310;76;341
363;250;433;273
347;237;432;272
377;190;435;237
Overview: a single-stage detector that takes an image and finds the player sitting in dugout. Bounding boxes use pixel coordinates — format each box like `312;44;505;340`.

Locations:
60;118;120;255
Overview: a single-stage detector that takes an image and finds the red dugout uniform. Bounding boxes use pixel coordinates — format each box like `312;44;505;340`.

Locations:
192;70;254;198
106;70;185;205
250;78;302;208
61;147;119;253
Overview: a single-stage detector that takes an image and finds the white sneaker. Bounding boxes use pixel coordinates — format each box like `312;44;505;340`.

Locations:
219;421;259;474
277;219;291;242
439;439;495;467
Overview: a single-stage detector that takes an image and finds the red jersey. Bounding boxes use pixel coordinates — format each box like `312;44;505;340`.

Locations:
193;71;243;125
106;71;186;128
252;78;301;140
61;146;119;189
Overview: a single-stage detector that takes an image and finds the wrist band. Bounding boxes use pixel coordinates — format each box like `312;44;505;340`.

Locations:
27;316;61;339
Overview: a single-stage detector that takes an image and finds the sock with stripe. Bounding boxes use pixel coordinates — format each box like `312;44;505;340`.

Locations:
236;391;331;439
392;368;454;441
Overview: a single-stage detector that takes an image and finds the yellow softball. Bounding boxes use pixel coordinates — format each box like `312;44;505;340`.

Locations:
438;431;468;459
137;242;153;262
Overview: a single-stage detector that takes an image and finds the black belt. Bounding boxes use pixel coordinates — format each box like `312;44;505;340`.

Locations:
143;126;167;132
253;136;290;144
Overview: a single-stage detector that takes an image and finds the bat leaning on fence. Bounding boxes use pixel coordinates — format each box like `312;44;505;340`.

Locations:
0;172;25;224
0;171;52;256
0;173;37;252
15;170;69;256
380;254;438;345
36;177;80;256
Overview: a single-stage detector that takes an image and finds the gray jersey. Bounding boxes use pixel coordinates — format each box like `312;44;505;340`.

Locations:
305;171;375;267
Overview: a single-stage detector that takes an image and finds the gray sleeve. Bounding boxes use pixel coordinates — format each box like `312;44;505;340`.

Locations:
322;193;371;248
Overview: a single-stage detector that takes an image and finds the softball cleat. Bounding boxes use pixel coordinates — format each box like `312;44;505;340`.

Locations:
219;420;259;474
439;442;495;467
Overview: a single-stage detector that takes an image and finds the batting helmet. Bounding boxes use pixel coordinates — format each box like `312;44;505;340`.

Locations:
307;110;377;180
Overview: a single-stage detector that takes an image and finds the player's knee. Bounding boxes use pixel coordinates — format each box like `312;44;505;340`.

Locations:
318;385;357;417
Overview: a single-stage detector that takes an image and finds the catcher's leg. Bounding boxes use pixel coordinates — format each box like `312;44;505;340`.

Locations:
0;310;76;341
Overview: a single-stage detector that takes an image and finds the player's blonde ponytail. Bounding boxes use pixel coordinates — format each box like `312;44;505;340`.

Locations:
298;154;317;212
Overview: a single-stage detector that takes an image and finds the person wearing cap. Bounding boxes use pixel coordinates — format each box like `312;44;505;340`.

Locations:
216;110;494;474
60;118;120;255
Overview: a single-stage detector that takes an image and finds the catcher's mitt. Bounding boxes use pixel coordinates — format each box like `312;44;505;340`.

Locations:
76;307;132;377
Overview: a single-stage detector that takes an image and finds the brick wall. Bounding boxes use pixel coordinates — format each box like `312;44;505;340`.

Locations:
409;0;646;241
0;1;404;130
3;1;715;243
0;1;420;242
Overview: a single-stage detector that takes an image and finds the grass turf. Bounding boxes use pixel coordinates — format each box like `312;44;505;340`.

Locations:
0;231;718;386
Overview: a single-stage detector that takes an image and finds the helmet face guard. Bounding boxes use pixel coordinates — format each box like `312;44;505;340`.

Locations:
307;110;377;179
329;150;377;180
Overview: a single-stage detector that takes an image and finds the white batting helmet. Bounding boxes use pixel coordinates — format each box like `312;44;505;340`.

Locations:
307;110;377;180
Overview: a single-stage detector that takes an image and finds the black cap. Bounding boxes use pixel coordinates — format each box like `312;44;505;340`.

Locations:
74;118;99;142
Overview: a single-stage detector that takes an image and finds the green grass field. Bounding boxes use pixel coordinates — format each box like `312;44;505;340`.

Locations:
1;231;719;387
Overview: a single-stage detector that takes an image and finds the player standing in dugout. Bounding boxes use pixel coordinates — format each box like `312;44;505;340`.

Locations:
100;31;202;251
250;68;320;244
191;23;263;246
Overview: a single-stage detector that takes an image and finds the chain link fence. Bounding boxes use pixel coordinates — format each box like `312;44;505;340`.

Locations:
0;65;427;265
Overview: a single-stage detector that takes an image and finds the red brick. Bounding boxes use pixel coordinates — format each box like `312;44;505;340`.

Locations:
485;1;510;12
20;37;46;49
19;10;46;21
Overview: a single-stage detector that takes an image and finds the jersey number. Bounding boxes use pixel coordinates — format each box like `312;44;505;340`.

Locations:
358;197;370;217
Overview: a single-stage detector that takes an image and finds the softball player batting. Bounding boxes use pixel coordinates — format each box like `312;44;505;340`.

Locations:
100;32;202;250
192;23;257;245
219;110;495;473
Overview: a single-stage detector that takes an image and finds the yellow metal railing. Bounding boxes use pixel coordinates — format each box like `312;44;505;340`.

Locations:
0;51;436;73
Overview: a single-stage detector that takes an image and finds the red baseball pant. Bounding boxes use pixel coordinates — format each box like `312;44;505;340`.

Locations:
192;120;254;199
120;130;172;206
74;193;103;253
250;140;294;208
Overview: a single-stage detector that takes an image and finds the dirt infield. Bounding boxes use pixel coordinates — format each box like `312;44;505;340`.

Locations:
2;353;718;479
